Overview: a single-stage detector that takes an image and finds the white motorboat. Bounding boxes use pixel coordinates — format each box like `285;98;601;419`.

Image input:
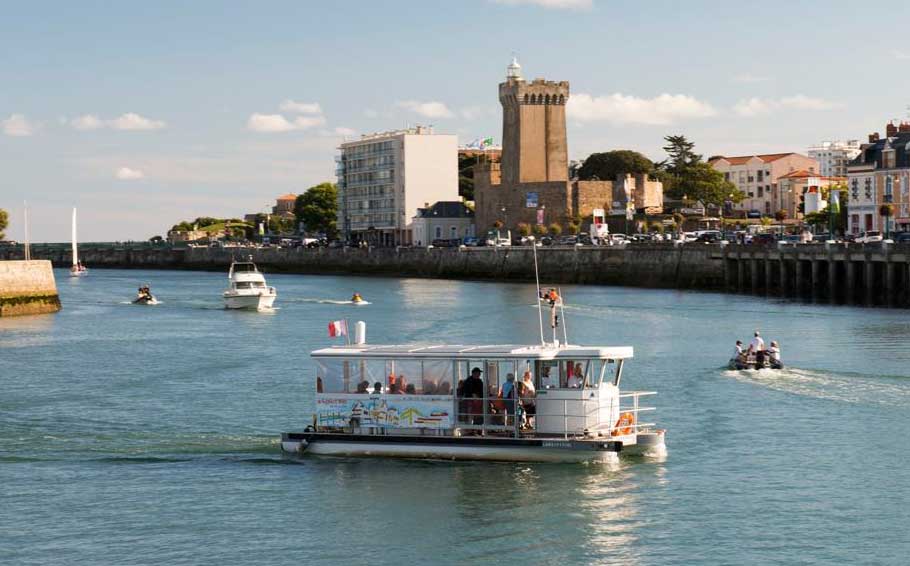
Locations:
70;208;88;277
223;257;276;310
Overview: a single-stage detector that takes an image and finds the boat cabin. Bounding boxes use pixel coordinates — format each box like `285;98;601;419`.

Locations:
311;343;649;439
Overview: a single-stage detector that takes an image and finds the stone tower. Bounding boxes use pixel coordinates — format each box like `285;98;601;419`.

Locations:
498;57;570;185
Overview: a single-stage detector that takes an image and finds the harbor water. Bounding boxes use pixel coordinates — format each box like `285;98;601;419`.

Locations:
3;268;910;565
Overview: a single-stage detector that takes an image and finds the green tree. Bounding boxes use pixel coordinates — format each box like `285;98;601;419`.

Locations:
0;208;8;240
660;135;700;174
517;222;531;237
294;182;338;236
532;224;547;236
668;161;742;208
577;150;654;181
548;223;562;236
567;222;580;235
458;153;478;200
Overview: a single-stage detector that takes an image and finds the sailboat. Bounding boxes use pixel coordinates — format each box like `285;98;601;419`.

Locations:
70;208;87;277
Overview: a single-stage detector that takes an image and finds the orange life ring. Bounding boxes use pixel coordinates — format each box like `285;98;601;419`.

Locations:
611;411;635;436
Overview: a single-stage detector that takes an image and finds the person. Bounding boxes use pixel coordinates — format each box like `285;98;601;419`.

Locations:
351;292;362;302
422;379;437;395
356;380;370;394
500;373;517;423
520;371;536;427
462;367;485;425
372;382;382;394
546;288;560;306
768;340;782;368
388;375;400;394
405;384;417;394
540;365;557;389
733;340;744;364
749;331;766;365
567;363;583;388
436;381;451;395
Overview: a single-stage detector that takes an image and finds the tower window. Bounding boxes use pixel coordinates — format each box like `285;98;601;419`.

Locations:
524;94;529;104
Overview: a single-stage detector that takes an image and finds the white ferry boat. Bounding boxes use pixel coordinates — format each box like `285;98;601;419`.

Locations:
281;326;665;463
223;257;276;310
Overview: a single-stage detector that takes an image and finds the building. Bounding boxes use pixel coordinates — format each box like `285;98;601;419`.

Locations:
272;193;298;219
474;58;655;233
709;153;819;216
336;126;458;245
808;140;861;177
775;170;845;220
411;201;475;246
846;121;910;235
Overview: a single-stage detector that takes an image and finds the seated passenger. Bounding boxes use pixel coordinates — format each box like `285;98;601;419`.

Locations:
356;380;370;394
422;380;437;395
372;381;382;394
566;365;583;388
768;340;782;368
405;384;417;394
500;374;517;423
436;381;452;395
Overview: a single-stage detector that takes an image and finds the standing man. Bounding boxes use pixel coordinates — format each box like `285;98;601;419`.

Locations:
462;367;485;425
749;331;766;366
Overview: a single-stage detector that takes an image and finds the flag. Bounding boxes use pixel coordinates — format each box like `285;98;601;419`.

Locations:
328;320;347;338
829;190;841;214
481;136;494;147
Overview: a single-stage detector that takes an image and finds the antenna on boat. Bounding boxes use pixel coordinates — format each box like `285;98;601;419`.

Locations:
529;236;546;345
558;286;568;345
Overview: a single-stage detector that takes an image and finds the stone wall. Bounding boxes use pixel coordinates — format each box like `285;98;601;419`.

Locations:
0;245;726;291
0;260;61;316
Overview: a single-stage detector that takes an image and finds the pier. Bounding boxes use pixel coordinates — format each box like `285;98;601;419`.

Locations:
722;243;910;307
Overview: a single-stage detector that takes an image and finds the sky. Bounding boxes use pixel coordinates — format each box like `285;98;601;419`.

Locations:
2;0;909;242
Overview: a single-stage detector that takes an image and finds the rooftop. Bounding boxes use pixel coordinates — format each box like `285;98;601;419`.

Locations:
709;152;799;166
312;343;633;360
415;201;475;219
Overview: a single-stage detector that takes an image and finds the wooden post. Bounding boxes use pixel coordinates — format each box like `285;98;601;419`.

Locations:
779;258;789;297
828;257;837;305
886;261;896;307
737;257;745;293
846;260;856;305
794;259;804;299
765;256;773;296
811;259;820;303
751;258;760;294
865;259;875;307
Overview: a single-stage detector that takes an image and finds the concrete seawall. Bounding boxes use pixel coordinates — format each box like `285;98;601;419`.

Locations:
0;260;62;316
0;245;726;290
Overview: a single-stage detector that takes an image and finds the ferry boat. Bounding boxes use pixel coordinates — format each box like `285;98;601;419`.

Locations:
223;257;276;310
281;325;665;463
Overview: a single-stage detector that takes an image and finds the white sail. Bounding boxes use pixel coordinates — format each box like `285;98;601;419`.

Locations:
71;208;78;267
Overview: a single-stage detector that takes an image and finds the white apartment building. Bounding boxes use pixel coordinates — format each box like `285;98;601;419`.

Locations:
808;140;861;177
709;153;819;216
336;126;458;245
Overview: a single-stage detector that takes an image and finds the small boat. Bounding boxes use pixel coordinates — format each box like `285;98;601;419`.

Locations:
350;293;367;305
728;353;784;371
223;257;276;310
133;285;159;305
70;208;88;277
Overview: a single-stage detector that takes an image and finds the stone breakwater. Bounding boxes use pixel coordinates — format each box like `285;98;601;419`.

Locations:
0;245;726;289
0;260;61;316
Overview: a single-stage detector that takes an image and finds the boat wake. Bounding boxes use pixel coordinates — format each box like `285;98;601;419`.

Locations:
294;298;371;306
721;366;910;408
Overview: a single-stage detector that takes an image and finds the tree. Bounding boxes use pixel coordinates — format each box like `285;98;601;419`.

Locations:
567;222;580;235
672;212;686;232
577;150;653;181
667;161;742;208
661;135;701;175
548;223;562;236
517;222;531;237
294;182;338;237
532;224;547;236
760;217;772;227
774;209;788;222
0;208;7;240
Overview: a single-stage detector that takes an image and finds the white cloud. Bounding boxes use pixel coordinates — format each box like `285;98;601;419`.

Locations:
1;113;35;136
279;100;322;114
733;95;842;117
333;127;357;136
364;108;379;118
567;92;717;125
490;0;592;9
115;167;145;180
733;73;771;83
109;112;166;130
396;100;454;119
247;112;326;133
893;50;910;61
461;106;496;121
70;114;105;130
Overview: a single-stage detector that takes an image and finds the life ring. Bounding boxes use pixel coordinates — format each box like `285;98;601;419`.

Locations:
612;412;635;436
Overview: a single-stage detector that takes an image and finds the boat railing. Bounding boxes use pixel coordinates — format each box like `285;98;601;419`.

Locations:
618;391;659;435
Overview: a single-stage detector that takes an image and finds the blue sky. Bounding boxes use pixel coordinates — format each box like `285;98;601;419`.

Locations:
2;0;909;241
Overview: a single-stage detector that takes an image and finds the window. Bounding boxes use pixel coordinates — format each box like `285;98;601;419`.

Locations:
757;186;764;198
450;226;457;238
435;226;442;239
757;170;764;182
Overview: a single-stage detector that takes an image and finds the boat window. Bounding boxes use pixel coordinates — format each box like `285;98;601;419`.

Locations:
349;359;387;394
558;359;591;389
422;360;453;395
537;360;560;389
235;281;253;289
252;281;265;288
315;359;350;393
388;360;420;394
233;263;256;272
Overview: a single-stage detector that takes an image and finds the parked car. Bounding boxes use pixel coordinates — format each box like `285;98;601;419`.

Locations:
609;234;628;244
462;236;479;247
751;233;777;246
695;231;722;243
557;235;579;246
856;231;883;244
894;232;910;243
539;236;554;246
746;210;762;219
431;238;461;248
780;234;801;245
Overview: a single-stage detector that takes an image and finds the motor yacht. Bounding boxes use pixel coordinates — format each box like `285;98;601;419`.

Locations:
223;257;276;310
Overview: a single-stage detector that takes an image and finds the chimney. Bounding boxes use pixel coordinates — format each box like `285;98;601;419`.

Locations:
886;121;898;137
900;122;910;133
869;132;880;143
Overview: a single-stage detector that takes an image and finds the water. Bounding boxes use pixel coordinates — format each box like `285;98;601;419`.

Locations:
2;268;910;565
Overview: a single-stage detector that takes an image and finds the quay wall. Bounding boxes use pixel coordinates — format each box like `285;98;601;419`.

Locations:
0;245;726;290
0;260;61;316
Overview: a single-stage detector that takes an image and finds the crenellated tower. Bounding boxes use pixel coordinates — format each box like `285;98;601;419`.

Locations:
498;57;569;185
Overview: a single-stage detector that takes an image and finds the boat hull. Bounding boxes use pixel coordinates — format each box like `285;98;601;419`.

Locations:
224;293;276;310
281;432;622;463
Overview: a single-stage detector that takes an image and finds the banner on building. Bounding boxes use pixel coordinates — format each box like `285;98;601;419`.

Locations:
536;208;545;225
526;192;539;208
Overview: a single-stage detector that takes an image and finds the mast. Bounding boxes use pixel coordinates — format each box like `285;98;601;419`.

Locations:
71;208;78;267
